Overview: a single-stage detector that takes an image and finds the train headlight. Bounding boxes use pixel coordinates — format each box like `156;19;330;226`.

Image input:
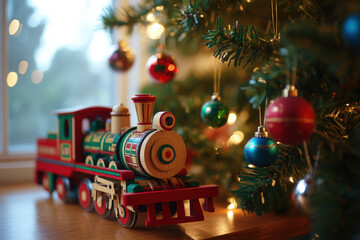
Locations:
153;111;176;131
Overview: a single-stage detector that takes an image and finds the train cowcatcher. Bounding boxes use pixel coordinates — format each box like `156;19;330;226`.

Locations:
35;93;218;228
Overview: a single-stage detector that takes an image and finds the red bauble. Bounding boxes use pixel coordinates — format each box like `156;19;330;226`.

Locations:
146;53;178;83
109;43;134;72
265;96;316;146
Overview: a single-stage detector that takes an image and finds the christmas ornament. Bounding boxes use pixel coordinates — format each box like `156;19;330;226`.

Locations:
343;14;360;51
244;126;278;168
109;41;135;72
146;52;178;83
201;59;229;128
201;94;229;128
265;85;316;146
294;173;312;215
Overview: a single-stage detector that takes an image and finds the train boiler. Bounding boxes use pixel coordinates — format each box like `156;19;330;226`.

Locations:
35;94;218;228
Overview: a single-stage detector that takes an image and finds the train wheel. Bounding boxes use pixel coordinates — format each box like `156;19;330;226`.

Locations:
94;194;115;219
42;173;53;193
78;178;94;212
96;158;108;168
85;155;95;165
55;177;75;202
117;205;137;228
109;161;121;170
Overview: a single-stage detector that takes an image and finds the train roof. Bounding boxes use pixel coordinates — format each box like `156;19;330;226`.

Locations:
53;106;112;116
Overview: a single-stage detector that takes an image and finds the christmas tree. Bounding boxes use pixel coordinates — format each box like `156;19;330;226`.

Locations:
102;1;360;239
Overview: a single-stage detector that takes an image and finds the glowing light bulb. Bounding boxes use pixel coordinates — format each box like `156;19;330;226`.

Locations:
155;5;164;11
248;164;255;168
289;176;294;183
227;197;237;210
296;179;307;194
146;22;165;40
227;112;237;124
146;13;156;22
227;203;236;210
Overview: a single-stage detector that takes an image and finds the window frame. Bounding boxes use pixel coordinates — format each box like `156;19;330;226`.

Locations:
0;0;35;163
0;0;149;182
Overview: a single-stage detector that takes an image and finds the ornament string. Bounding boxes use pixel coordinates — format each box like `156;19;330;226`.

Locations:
303;141;313;170
291;57;297;86
159;11;166;50
271;0;278;39
260;97;268;127
286;53;291;86
264;97;268;127
213;58;221;96
258;106;262;126
285;54;298;86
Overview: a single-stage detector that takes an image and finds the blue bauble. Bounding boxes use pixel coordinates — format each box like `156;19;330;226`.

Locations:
244;137;278;168
343;14;360;51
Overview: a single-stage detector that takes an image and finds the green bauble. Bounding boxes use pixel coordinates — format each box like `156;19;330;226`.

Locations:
201;97;229;128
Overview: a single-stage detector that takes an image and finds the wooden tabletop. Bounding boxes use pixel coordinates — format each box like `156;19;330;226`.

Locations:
0;183;310;240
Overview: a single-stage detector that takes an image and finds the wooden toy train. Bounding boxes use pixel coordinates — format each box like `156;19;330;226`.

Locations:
35;94;218;228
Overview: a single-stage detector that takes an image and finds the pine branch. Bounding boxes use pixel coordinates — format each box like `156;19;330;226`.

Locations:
101;5;152;32
203;16;274;68
101;0;182;32
232;145;309;216
178;0;245;32
241;61;286;109
102;7;124;31
173;0;247;47
308;106;360;239
279;0;347;24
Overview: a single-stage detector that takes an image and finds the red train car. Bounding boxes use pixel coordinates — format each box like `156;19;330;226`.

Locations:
36;94;218;228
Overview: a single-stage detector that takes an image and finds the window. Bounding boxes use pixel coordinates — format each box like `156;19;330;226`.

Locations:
0;0;147;183
3;0;114;155
63;119;70;140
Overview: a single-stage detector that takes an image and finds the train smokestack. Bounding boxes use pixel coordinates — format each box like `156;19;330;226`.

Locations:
131;94;156;132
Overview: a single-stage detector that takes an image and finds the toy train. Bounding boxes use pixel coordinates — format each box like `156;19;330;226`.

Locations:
35;94;218;228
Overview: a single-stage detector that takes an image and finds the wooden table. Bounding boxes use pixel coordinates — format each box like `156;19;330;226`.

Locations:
0;183;310;240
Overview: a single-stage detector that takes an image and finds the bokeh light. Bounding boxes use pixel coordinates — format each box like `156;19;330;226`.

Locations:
9;19;21;35
31;70;43;84
146;13;156;22
227;112;237;124
7;72;18;87
227;131;244;146
146;23;165;39
18;60;28;74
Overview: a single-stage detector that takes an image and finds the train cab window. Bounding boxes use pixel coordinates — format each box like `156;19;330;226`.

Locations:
64;119;70;139
82;118;91;134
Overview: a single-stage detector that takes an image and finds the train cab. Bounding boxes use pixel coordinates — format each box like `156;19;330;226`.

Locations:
53;106;112;163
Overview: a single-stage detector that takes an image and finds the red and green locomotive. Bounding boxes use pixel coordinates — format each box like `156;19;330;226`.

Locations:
36;94;217;228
